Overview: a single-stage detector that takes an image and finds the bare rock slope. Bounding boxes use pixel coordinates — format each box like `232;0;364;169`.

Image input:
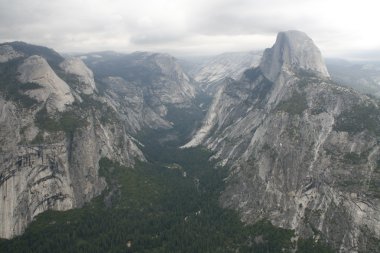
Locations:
0;43;145;239
183;51;262;93
0;42;199;239
185;30;380;252
82;51;196;132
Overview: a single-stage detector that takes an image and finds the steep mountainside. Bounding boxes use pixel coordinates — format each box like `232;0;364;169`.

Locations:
182;51;380;101
326;58;380;97
81;51;196;131
18;55;75;112
182;51;262;93
184;31;380;252
59;57;97;95
0;41;204;239
0;42;146;239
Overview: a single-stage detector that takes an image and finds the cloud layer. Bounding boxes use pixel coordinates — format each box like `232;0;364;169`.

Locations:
0;0;379;59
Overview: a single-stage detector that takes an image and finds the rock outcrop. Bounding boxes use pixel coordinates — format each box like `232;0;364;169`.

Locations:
102;76;171;133
0;43;145;239
0;95;144;238
183;51;263;93
83;51;196;131
18;55;75;112
0;45;24;63
59;57;97;95
184;31;380;252
259;30;329;82
148;52;195;105
0;42;200;239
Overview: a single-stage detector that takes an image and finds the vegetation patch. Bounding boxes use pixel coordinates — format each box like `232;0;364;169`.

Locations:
6;41;64;69
368;180;380;199
375;159;380;173
166;105;207;143
35;106;87;135
30;131;44;144
0;144;301;253
0;60;41;108
243;67;263;81
276;91;308;115
334;103;380;136
260;143;278;161
343;152;367;165
79;95;119;124
18;82;43;91
297;238;335;253
338;179;362;188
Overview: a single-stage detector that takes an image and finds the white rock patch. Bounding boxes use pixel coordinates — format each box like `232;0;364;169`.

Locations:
60;57;96;94
18;55;74;112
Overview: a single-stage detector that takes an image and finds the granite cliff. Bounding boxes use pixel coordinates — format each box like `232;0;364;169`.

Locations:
0;42;195;238
184;31;380;252
0;96;143;238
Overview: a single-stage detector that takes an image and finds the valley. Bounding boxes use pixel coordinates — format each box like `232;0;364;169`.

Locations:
0;31;380;252
0;117;333;252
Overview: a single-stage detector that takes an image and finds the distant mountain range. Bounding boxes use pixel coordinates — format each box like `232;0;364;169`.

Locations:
180;50;380;98
326;58;380;97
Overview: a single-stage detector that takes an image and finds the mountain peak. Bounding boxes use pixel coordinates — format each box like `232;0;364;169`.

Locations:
259;30;329;81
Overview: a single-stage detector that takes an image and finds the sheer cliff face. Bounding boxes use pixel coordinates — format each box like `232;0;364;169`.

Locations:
83;51;196;122
185;31;380;252
18;55;75;112
147;52;195;105
259;30;330;82
102;76;172;133
0;43;145;239
0;43;199;239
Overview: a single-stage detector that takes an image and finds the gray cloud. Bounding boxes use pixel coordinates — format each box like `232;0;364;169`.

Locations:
0;0;379;60
345;50;380;62
130;32;187;45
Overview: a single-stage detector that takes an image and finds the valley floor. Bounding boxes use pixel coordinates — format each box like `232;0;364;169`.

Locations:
0;127;334;253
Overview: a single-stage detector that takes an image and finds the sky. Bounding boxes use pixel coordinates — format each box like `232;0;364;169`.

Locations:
0;0;379;60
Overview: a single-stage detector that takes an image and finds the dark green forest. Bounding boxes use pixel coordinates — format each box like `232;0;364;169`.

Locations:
0;106;335;253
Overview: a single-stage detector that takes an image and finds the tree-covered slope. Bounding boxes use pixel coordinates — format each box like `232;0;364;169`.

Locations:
0;130;334;252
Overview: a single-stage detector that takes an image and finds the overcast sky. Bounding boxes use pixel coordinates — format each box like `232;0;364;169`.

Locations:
0;0;379;60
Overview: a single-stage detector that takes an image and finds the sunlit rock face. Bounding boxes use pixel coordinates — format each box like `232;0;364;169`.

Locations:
185;31;380;252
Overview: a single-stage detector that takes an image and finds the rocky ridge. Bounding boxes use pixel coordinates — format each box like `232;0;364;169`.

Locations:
0;45;24;63
18;55;75;112
2;33;380;252
184;31;380;252
59;57;97;95
0;41;201;239
259;30;329;81
326;58;380;97
0;43;146;239
81;51;196;129
182;51;262;94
